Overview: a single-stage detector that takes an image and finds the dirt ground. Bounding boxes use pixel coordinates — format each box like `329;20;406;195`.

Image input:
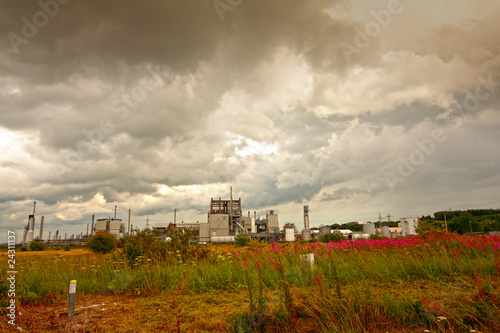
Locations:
5;291;249;333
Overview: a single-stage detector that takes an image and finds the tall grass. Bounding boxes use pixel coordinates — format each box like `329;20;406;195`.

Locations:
2;233;499;331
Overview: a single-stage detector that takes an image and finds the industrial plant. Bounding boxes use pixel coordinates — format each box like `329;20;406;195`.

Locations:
20;187;421;246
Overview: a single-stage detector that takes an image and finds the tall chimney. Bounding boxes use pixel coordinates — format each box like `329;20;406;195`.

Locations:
303;205;310;231
39;216;44;240
114;205;117;219
91;214;95;236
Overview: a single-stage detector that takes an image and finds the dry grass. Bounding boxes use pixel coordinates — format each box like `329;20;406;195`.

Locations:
15;291;249;333
1;248;92;257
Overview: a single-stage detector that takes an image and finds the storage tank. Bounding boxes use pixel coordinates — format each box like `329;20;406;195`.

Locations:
211;236;236;243
319;226;331;237
363;222;376;235
302;230;311;242
353;233;370;240
401;218;419;236
285;228;295;242
382;226;390;238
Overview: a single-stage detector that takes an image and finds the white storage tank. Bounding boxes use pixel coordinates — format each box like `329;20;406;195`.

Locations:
319;226;331;237
285;228;295;242
211;236;236;243
363;222;376;235
382;226;390;238
353;233;371;240
302;230;311;242
401;217;419;236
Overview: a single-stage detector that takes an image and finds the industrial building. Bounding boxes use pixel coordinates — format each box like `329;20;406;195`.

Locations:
94;218;125;239
22;201;45;245
152;188;281;243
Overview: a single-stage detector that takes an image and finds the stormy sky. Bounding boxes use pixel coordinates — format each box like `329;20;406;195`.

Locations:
1;0;500;242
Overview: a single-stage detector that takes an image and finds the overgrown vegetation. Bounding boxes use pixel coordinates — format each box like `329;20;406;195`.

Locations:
88;233;117;254
419;209;500;234
28;241;45;251
4;232;500;332
318;232;345;243
235;234;251;247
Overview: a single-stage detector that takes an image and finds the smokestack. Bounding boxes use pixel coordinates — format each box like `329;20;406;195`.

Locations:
303;205;310;231
91;214;95;236
32;201;36;232
174;209;176;224
114;205;117;219
128;209;131;235
48;231;51;244
86;223;89;237
26;215;35;244
39;216;44;241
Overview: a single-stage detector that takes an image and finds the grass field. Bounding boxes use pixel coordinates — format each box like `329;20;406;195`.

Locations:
1;233;500;332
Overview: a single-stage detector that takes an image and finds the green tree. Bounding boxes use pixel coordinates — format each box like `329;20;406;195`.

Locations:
448;212;483;234
88;233;117;254
235;234;251;246
416;218;443;235
319;233;345;243
29;241;45;251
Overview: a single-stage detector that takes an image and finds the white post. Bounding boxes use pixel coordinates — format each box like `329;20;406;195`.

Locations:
68;280;76;320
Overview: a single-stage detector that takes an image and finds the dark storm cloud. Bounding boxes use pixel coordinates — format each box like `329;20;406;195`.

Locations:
1;0;500;241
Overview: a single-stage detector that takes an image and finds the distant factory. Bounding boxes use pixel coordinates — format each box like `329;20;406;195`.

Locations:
152;187;421;243
154;186;283;243
20;189;421;246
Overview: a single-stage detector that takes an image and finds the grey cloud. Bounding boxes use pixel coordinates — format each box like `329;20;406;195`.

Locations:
1;0;500;242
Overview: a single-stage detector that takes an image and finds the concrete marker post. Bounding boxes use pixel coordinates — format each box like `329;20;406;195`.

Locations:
68;280;77;320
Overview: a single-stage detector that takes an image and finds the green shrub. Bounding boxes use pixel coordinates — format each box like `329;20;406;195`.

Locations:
369;234;383;240
88;233;117;254
63;244;71;251
20;246;27;252
124;243;143;262
235;234;251;247
319;233;346;243
29;241;45;251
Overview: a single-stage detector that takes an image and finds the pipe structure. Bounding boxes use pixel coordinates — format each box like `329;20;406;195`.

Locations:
229;186;233;233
